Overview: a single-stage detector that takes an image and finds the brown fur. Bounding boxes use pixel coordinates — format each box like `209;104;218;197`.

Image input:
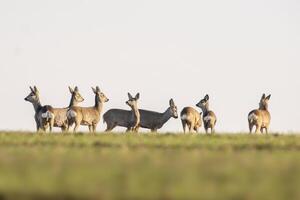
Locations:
248;94;271;134
67;86;109;133
24;86;53;132
196;94;217;134
135;99;178;132
48;86;84;132
103;93;140;132
180;107;202;133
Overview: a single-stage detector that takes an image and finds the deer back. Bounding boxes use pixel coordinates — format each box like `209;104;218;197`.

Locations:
103;109;134;128
181;107;202;127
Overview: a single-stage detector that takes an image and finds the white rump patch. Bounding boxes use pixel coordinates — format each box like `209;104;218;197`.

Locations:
67;110;77;119
181;114;188;120
204;116;211;122
248;113;257;122
41;111;53;119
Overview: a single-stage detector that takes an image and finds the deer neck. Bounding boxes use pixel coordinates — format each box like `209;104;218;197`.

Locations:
201;104;210;116
131;106;140;127
68;95;78;107
95;100;103;113
259;104;268;111
32;100;42;113
159;108;172;127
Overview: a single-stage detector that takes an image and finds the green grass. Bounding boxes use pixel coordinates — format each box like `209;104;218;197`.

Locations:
0;132;299;200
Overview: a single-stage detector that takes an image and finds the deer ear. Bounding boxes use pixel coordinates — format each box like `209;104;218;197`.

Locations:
96;86;100;92
128;92;133;99
135;93;140;100
204;94;209;101
69;86;74;93
169;99;175;106
74;86;79;92
92;87;97;94
34;86;39;94
30;86;34;92
261;93;266;99
266;94;271;100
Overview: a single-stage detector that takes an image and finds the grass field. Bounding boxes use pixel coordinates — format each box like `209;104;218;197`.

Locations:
0;132;299;200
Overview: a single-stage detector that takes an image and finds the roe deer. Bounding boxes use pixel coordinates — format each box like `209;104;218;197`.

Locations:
196;94;217;134
48;86;84;132
135;99;178;132
67;86;109;132
248;94;271;134
180;107;202;133
103;93;140;132
24;86;54;132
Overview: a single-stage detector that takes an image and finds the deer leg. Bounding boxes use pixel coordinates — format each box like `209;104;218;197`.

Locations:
88;125;93;132
205;126;209;134
105;123;115;132
40;125;46;132
39;120;46;132
37;119;45;132
135;126;140;132
49;123;52;132
92;124;97;133
188;126;192;133
37;123;44;133
190;122;196;133
61;127;65;132
61;125;68;133
260;127;264;134
66;125;71;132
73;125;79;132
249;123;254;134
66;124;71;132
263;127;267;134
187;122;192;133
255;125;261;134
105;126;113;132
194;126;198;133
182;121;187;133
36;124;40;132
73;121;80;132
211;127;215;134
49;119;54;133
133;127;139;133
151;128;157;132
67;119;74;132
265;127;269;134
203;122;208;134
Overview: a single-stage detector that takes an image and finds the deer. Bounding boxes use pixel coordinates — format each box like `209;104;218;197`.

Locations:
48;86;85;132
196;94;217;134
248;94;271;134
180;107;202;133
24;86;54;132
103;93;140;132
67;86;109;133
134;99;178;132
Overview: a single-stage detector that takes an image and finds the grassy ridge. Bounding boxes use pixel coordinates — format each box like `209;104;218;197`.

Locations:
0;132;299;200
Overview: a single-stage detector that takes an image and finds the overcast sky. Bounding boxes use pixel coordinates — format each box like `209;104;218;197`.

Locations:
0;0;299;133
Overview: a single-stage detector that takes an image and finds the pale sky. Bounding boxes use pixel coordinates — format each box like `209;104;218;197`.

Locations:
0;0;299;133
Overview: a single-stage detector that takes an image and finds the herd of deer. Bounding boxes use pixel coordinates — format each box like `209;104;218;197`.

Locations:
25;86;271;134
